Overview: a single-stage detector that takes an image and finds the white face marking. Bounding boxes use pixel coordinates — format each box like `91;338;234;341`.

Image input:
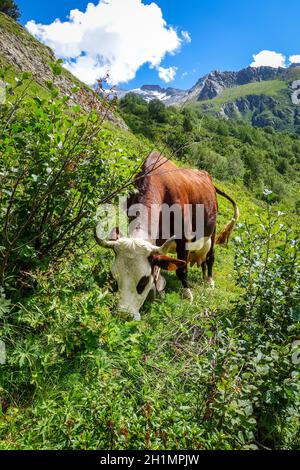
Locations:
111;238;155;319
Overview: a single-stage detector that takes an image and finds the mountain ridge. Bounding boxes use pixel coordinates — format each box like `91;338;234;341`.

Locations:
1;11;300;134
120;64;299;104
120;64;300;133
113;83;186;104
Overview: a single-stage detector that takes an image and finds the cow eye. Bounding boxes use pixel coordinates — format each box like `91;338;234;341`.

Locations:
136;275;151;295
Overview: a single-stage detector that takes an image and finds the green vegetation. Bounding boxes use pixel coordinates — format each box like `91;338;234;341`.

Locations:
187;72;300;135
0;64;299;450
0;0;20;21
0;10;35;39
0;70;148;292
0;12;95;106
198;80;288;107
120;93;300;205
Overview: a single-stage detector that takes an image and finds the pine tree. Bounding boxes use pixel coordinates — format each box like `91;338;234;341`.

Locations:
0;0;20;21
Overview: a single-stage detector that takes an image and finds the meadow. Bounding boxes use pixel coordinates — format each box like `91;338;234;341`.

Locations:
0;66;299;450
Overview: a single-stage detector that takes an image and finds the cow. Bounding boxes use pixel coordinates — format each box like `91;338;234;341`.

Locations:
95;151;239;320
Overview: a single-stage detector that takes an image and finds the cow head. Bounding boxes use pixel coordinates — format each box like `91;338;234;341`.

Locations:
95;226;186;320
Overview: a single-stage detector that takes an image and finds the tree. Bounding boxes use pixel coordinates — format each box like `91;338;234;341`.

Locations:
120;92;148;116
148;99;166;123
0;0;20;21
183;114;193;132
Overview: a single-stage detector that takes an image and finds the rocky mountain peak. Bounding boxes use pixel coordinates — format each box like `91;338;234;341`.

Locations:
185;65;285;103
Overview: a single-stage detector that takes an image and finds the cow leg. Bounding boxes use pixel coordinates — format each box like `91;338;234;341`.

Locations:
206;233;215;289
176;242;193;302
201;261;208;281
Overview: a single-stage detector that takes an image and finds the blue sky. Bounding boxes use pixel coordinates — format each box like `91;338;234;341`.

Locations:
18;0;300;90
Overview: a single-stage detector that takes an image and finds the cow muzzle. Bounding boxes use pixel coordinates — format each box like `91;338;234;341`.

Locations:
118;304;141;321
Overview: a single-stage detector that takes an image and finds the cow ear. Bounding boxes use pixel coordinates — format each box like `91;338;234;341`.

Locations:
151;254;186;272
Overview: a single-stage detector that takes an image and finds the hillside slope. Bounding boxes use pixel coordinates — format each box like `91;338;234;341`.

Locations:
120;91;300;209
0;12;125;128
188;68;300;134
182;66;287;102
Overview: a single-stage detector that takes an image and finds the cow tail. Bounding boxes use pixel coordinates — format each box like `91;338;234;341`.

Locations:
214;186;240;245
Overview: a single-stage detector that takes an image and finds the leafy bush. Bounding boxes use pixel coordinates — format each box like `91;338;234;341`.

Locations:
0;69;138;292
0;0;20;21
231;207;300;448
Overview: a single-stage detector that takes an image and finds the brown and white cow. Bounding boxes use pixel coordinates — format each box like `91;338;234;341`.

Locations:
95;152;239;320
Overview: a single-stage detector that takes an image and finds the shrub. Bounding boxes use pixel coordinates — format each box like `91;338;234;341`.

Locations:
148;99;166;123
0;68;136;293
231;207;300;448
0;0;20;21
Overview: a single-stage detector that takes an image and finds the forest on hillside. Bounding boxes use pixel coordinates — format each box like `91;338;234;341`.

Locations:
120;93;300;206
0;64;299;450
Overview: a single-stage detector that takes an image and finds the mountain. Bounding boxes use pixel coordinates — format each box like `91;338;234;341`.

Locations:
123;65;300;134
179;66;285;103
191;65;300;134
0;12;125;129
114;84;185;105
1;11;299;134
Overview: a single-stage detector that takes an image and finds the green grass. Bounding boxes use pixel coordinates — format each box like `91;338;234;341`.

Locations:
0;12;55;62
0;182;268;450
0;61;50;100
0;108;299;448
0;13;299;449
0;11;27;36
193;80;287;110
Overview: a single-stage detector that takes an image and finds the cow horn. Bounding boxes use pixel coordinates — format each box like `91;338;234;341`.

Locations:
152;235;176;254
94;225;117;249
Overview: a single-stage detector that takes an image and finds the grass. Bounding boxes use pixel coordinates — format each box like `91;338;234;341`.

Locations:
0;12;55;62
0;12;299;449
0;181;267;450
0;11;27;36
0;60;50;100
0;101;299;447
193;80;288;110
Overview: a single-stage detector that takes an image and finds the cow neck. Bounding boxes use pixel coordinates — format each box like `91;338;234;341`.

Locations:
128;171;164;244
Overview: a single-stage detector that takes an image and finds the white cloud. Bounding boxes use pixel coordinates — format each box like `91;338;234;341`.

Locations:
181;31;191;43
251;50;286;68
26;0;191;86
157;66;177;83
289;55;300;64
